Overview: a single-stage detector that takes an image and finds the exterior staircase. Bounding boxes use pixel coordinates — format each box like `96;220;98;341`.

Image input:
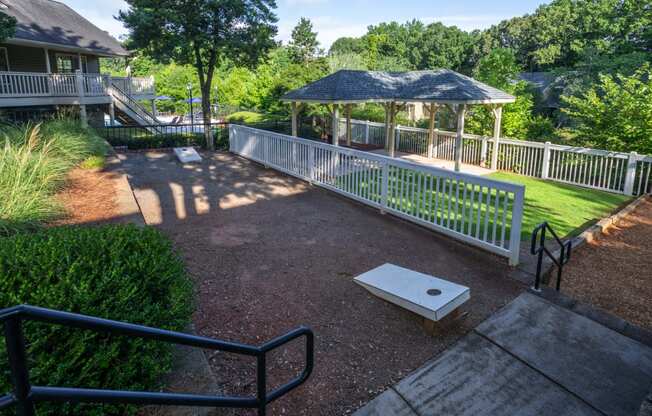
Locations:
109;82;165;133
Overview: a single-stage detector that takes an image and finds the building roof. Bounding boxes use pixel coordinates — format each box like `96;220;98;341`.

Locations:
282;69;516;105
0;0;129;56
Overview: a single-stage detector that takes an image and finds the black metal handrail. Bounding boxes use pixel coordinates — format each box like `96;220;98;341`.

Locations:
531;222;572;291
0;305;314;416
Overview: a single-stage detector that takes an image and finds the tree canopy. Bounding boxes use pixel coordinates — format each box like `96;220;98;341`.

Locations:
118;0;278;148
0;13;16;43
288;17;321;63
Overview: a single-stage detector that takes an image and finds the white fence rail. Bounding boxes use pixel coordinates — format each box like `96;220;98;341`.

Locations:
230;124;525;265
111;76;155;95
339;118;652;196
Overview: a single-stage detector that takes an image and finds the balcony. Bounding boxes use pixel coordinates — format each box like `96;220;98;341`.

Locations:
0;71;156;107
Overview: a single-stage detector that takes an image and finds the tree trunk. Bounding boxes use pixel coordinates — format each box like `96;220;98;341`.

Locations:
201;85;214;150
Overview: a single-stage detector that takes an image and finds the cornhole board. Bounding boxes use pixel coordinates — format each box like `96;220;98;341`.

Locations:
174;147;202;163
354;263;470;323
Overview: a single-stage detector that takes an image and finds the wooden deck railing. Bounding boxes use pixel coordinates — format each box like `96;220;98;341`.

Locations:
0;71;155;99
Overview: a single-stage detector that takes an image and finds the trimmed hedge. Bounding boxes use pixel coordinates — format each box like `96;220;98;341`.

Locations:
0;225;193;415
99;128;228;151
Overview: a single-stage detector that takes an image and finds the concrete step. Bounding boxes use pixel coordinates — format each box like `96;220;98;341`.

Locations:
355;293;652;416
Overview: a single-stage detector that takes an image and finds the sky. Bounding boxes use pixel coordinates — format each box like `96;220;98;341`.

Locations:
59;0;549;50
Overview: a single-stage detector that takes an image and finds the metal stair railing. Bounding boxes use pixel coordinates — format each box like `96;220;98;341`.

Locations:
109;83;163;132
0;305;314;416
531;222;573;291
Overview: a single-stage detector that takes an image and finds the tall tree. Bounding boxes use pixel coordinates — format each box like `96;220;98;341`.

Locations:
562;65;652;154
118;0;278;149
288;17;320;63
0;14;16;43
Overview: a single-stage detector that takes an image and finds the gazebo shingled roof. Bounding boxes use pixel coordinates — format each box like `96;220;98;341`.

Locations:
281;69;515;105
282;69;515;172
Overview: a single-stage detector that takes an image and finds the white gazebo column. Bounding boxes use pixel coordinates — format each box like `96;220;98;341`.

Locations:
384;103;391;152
345;104;352;146
491;105;503;170
426;102;437;158
454;104;467;172
291;101;299;137
331;104;340;146
388;101;397;158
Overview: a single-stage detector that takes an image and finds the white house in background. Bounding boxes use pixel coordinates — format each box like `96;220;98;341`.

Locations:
0;0;159;127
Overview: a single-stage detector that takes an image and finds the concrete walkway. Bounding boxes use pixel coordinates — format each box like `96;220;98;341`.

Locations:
355;293;652;416
369;149;495;176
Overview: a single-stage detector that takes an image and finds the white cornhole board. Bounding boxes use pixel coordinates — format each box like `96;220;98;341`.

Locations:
354;263;470;321
174;147;202;163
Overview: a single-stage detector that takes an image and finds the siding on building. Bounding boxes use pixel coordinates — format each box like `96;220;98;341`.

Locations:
1;43;103;73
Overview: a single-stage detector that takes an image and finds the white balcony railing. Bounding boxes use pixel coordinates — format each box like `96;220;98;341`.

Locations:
0;71;155;99
111;76;155;96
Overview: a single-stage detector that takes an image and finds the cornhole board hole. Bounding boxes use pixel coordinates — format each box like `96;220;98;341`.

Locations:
354;263;470;333
174;147;202;163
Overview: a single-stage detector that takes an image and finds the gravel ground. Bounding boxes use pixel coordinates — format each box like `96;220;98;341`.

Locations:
560;196;652;330
122;151;525;416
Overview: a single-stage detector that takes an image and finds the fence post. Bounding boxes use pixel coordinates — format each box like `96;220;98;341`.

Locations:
308;146;315;184
541;141;551;179
395;126;400;152
433;129;439;158
623;151;638;196
508;186;525;266
4;317;36;416
480;137;488;167
380;162;389;214
364;121;370;144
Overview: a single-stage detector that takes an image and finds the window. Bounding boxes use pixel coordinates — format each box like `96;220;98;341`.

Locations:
80;56;88;73
0;47;8;71
56;54;75;73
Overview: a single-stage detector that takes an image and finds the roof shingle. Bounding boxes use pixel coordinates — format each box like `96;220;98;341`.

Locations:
282;69;515;104
1;0;128;56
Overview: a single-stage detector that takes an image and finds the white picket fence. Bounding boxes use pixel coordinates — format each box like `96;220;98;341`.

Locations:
230;124;525;265
338;118;652;196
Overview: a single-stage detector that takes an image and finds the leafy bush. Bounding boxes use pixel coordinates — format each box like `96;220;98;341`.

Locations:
226;111;266;123
0;225;193;416
80;155;106;170
101;128;228;150
0;121;108;235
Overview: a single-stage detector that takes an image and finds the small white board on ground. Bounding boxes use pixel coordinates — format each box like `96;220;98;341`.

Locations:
174;147;202;163
354;263;470;322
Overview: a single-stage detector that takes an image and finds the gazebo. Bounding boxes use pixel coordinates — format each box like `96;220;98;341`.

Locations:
281;69;515;171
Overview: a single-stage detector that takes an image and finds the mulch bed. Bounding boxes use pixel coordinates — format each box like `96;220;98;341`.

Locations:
559;196;652;330
51;168;120;226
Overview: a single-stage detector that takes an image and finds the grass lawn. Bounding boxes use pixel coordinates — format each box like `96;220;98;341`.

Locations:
338;165;631;243
489;172;632;240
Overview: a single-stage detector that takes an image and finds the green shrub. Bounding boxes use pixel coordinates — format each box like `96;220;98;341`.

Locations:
0;121;109;235
225;111;265;123
100;128;229;150
80;155;106;170
0;225;193;416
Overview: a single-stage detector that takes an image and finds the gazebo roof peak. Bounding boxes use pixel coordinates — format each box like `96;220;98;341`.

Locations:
281;69;516;105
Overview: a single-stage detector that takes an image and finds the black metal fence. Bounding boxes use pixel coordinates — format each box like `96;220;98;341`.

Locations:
97;122;229;150
0;305;314;416
98;120;326;151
